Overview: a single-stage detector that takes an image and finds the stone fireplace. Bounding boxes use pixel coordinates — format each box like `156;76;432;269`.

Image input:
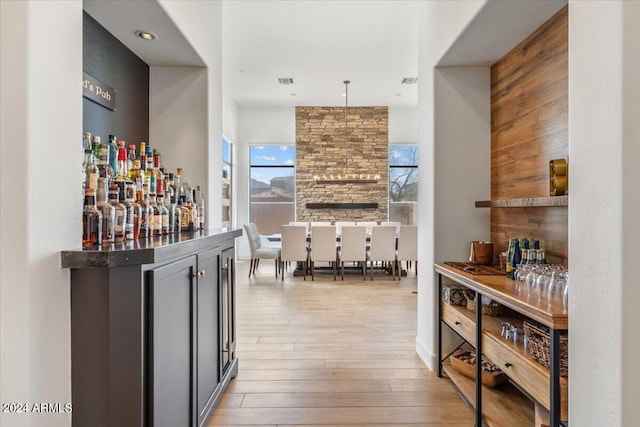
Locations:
295;106;388;222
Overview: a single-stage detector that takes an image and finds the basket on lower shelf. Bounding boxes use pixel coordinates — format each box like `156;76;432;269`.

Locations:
463;290;504;316
443;285;466;306
523;320;569;377
450;351;508;388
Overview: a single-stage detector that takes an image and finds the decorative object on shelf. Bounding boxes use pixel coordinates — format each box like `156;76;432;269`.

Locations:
523;320;569;377
450;351;508;388
444;261;503;276
469;241;494;265
463;289;504;316
313;80;379;185
549;158;568;196
442;285;466;306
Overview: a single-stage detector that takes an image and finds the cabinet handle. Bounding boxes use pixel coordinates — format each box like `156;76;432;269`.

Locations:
455;321;461;325
199;270;205;278
504;362;512;368
192;270;206;279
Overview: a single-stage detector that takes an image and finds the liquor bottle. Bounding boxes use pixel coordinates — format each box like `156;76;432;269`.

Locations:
96;178;115;244
506;238;515;279
179;196;190;231
136;184;151;238
83;131;92;152
127;144;136;177
92;135;101;159
176;167;190;200
108;135;118;176
97;143;115;185
533;240;540;250
82;188;103;247
124;183;141;239
84;149;99;190
148;193;163;236
154;151;164;196
187;189;198;232
156;193;170;235
169;192;180;234
129;159;142;184
139;142;147;173
511;239;522;276
109;186;127;242
196;185;205;230
114;140;130;195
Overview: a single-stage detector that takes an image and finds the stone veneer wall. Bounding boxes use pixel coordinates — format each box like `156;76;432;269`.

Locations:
296;106;388;222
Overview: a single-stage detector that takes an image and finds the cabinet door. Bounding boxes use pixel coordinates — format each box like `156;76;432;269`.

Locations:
220;248;236;373
149;256;196;427
197;248;220;424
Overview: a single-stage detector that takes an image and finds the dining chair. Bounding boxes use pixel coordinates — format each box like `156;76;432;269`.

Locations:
310;221;331;227
335;221;356;236
338;225;367;280
289;221;310;234
280;225;309;281
356;221;378;235
310;225;338;280
396;225;418;279
381;221;401;233
244;223;281;277
367;225;397;280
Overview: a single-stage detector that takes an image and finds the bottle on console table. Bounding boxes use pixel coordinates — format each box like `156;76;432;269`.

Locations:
82;188;102;247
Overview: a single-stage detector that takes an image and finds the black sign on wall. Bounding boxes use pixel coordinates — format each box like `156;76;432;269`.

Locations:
83;72;116;111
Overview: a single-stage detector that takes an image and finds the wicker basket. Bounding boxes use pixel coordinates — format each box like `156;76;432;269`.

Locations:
463;290;504;316
443;285;466;306
523;320;568;377
450;351;508;388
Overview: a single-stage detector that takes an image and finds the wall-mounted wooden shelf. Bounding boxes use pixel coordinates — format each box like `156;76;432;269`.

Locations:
475;196;568;208
306;203;379;209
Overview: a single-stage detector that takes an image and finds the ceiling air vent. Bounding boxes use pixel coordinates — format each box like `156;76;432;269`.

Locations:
278;77;294;85
401;77;418;84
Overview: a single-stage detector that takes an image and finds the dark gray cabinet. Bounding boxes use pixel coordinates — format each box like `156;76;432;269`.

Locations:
62;229;241;427
149;255;197;427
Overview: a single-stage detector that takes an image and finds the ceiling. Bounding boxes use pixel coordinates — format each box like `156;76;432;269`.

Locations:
83;0;566;109
222;1;419;108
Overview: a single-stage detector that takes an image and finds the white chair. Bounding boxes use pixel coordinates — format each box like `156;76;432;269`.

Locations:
396;225;418;279
280;225;309;281
335;221;356;236
311;221;331;227
338;226;367;280
367;225;397;280
381;221;401;233
289;221;310;234
310;225;338;280
357;221;378;235
244;223;281;277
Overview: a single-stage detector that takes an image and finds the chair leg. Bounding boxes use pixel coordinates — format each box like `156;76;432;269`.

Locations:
392;259;396;280
311;260;315;281
332;261;336;281
341;262;344;280
370;260;374;281
281;260;285;281
303;260;307;281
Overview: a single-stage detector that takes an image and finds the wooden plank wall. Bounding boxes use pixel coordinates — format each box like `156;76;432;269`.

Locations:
490;6;568;265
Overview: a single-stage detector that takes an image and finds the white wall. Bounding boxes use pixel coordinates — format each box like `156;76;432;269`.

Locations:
156;0;223;228
389;107;418;144
569;1;640;425
0;1;82;426
415;0;487;370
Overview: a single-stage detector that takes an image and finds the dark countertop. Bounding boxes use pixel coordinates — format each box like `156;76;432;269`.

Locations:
61;228;243;269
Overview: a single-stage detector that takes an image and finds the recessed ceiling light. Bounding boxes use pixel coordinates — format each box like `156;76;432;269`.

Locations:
278;78;294;85
401;77;418;84
394;93;402;96
341;93;346;97
290;93;297;96
135;30;157;41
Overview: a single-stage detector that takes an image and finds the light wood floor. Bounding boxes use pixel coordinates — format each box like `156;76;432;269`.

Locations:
207;260;473;427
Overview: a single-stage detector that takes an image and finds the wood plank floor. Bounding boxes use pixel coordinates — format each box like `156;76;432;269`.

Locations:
207;260;473;427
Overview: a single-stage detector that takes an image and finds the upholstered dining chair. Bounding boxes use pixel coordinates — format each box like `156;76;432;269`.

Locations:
396;225;418;279
338;225;367;280
367;225;397;280
356;221;378;235
280;225;309;281
310;225;338;280
244;223;281;277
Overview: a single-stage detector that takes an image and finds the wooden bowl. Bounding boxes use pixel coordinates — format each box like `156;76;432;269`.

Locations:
450;352;508;388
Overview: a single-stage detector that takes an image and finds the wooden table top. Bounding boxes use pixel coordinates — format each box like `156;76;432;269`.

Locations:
435;263;568;330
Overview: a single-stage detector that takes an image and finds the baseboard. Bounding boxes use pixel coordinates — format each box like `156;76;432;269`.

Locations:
415;335;438;372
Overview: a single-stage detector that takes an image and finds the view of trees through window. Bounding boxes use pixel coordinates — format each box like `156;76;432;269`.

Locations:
389;146;418;225
249;145;295;234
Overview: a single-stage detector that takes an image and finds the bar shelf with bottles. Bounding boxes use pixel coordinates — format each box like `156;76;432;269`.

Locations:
82;131;206;247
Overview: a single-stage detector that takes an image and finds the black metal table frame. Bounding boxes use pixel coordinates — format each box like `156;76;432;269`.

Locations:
436;272;567;427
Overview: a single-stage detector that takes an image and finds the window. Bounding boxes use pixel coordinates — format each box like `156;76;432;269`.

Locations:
389;146;418;225
222;138;233;227
249;145;295;234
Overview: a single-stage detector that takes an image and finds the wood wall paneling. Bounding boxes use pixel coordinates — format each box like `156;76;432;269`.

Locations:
83;12;149;147
490;6;568;264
